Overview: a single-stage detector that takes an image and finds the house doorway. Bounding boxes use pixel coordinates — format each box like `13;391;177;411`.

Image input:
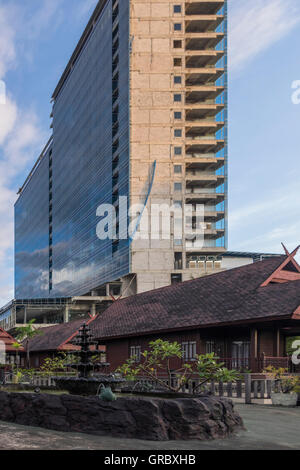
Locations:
232;341;250;369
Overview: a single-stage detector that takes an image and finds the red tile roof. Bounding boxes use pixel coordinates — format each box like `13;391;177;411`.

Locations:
0;328;24;352
91;256;300;341
27;317;98;352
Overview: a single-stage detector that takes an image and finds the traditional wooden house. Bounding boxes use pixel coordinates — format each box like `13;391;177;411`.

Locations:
0;328;25;382
91;248;300;373
26;316;104;368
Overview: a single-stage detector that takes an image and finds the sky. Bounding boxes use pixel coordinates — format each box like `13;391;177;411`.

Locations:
0;0;299;305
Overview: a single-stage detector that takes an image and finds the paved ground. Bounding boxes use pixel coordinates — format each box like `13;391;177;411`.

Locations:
0;405;299;450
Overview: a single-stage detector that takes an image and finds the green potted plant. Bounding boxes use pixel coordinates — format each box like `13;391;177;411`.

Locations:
292;380;300;406
264;366;299;407
12;370;23;384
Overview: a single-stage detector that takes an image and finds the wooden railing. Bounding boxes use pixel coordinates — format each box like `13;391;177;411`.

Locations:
257;356;300;373
126;373;293;404
217;357;250;370
218;356;298;373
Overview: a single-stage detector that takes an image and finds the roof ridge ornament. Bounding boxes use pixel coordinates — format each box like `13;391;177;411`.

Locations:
281;242;300;257
261;243;300;287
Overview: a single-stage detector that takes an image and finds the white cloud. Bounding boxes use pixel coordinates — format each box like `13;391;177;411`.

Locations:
0;96;17;144
0;2;53;306
0;5;16;79
229;0;300;73
229;179;300;257
0;103;46;304
24;0;63;40
75;0;98;19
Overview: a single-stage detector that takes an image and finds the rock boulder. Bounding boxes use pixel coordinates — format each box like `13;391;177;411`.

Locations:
0;391;243;441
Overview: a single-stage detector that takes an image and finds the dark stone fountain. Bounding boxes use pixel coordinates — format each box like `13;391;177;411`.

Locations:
54;323;124;396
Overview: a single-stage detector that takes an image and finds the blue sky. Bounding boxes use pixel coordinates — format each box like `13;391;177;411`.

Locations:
0;0;299;305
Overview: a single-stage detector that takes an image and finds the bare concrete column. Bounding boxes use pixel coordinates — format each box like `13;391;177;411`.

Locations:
63;306;69;323
106;283;110;297
91;304;96;317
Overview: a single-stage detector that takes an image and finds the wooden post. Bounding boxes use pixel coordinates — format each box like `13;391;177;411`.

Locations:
260;380;265;399
276;328;281;357
266;380;272;399
250;328;258;372
236;380;242;398
244;373;252;404
253;380;258;399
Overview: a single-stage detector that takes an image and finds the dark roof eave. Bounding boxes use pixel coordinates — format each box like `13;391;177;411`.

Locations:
29;348;58;353
95;313;294;343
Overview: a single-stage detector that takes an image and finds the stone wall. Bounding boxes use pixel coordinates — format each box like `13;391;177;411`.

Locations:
0;392;243;441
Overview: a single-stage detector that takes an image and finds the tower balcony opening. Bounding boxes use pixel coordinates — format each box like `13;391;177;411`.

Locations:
186;33;224;50
185;68;224;86
185;122;224;138
185;105;224;120
185;174;225;189
185;1;225;16
185;156;225;172
186;243;226;252
185;86;224;103
185;138;225;154
185;15;224;33
202;210;225;222
186;85;225;102
185;50;224;68
185;228;225;241
185;192;225;204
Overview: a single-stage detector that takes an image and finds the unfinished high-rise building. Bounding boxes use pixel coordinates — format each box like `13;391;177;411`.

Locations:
10;0;228;326
129;0;227;292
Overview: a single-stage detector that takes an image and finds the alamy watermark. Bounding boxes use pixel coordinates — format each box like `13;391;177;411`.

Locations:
96;197;206;247
0;80;6;105
291;80;300;105
292;340;300;366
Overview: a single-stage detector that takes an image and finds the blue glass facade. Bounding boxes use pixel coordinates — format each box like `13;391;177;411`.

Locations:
15;0;130;299
15;151;50;298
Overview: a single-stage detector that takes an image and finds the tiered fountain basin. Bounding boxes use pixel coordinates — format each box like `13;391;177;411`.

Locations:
54;375;124;396
53;323;124;395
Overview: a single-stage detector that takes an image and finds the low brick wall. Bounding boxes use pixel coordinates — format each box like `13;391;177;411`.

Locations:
0;391;243;441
